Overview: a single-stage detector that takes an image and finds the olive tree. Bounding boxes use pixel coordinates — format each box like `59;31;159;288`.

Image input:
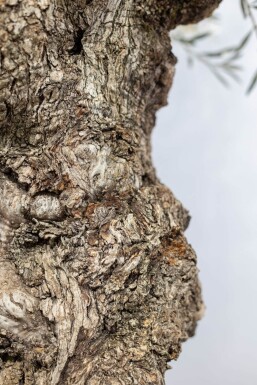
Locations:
0;1;221;384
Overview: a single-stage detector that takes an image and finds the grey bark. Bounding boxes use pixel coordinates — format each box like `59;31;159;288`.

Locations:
0;1;221;384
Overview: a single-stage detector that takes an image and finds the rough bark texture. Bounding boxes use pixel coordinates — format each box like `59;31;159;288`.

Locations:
0;1;221;384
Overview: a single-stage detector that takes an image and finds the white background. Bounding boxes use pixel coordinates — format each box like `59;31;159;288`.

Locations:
153;1;257;384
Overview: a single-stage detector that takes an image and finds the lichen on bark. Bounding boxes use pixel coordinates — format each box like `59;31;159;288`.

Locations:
0;0;221;384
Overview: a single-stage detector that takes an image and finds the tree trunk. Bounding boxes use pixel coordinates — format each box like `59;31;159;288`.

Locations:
0;1;221;384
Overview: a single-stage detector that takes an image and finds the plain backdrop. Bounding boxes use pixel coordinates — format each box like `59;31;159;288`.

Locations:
152;1;257;384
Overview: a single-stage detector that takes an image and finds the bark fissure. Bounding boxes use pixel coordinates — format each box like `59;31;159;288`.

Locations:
68;28;86;56
0;0;221;384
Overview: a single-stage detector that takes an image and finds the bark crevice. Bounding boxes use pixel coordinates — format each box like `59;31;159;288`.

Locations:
68;28;86;56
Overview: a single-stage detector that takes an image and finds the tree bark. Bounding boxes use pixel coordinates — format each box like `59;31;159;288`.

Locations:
0;1;221;384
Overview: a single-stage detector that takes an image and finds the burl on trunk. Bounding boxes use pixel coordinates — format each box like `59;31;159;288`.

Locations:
0;1;221;384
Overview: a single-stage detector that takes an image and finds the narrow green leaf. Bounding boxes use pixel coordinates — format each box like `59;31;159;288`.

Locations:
202;30;252;58
174;32;211;46
188;32;211;44
208;67;230;87
247;69;257;94
222;66;242;83
203;49;235;57
240;0;249;17
236;30;252;51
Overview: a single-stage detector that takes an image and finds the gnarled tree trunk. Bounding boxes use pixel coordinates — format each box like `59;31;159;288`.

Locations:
0;1;221;384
